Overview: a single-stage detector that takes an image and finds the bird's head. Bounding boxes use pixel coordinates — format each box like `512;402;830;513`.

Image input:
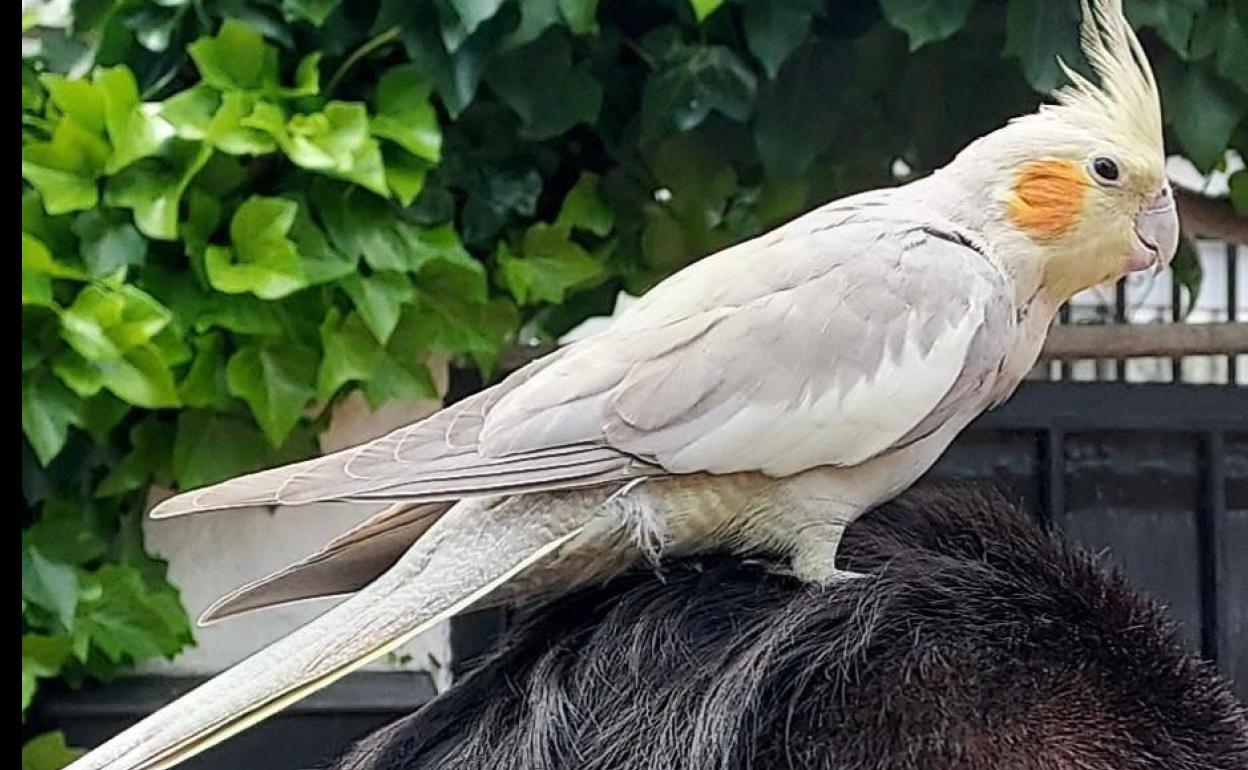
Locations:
932;0;1178;302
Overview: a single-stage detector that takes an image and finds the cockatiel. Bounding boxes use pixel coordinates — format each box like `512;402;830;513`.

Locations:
71;1;1179;768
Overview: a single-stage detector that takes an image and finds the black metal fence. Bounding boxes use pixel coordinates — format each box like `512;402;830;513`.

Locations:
931;381;1246;692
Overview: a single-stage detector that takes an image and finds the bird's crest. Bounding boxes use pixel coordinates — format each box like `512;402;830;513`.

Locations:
1042;0;1164;158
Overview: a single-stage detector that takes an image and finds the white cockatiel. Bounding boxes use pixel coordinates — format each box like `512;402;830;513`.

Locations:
72;1;1180;768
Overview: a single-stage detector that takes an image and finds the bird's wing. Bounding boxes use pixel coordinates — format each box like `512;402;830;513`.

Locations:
480;201;1016;477
197;502;451;624
153;197;1013;516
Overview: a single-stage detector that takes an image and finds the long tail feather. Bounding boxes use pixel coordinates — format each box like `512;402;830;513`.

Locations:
199;502;450;624
67;496;587;770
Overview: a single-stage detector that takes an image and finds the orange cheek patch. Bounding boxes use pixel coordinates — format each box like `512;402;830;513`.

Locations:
1007;160;1090;241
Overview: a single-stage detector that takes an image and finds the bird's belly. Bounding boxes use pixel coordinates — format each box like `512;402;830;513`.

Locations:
501;414;975;601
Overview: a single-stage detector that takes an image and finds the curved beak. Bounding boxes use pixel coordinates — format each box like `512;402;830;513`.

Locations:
1128;183;1180;276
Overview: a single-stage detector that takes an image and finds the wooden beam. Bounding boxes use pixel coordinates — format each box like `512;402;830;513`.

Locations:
497;324;1248;372
1039;322;1248;361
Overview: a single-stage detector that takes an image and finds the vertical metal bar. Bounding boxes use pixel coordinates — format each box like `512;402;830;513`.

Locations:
1058;304;1071;382
1114;278;1127;381
1171;274;1183;382
1197;432;1226;664
1037;428;1063;530
1229;243;1239;385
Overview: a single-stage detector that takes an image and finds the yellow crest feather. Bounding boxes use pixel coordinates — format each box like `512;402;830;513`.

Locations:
1041;0;1164;158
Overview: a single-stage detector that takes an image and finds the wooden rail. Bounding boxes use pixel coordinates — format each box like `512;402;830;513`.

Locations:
1039;322;1248;361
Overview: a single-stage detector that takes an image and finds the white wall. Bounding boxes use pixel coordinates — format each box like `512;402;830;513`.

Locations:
139;381;454;692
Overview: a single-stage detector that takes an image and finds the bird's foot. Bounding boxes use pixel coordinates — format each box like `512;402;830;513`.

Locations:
788;546;869;586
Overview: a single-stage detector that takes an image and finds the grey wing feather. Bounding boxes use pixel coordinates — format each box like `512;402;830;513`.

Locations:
198;502;451;624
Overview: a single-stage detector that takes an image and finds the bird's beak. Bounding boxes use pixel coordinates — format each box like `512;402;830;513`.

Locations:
1127;183;1179;276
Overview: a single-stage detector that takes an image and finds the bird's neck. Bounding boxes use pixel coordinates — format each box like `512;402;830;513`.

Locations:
902;144;1084;324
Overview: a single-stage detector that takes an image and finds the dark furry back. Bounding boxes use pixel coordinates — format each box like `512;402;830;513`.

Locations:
331;485;1247;770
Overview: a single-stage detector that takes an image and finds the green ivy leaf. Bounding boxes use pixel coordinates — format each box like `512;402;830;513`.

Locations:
362;309;439;406
314;183;473;275
177;333;235;411
456;162;543;246
555;172;614;236
104;140;213;240
1170;237;1203;318
1230;170;1248;216
52;346;180;410
381;145;432;206
22;121;110;214
372;65;443;163
317;309;384;397
171;411;314;490
1190;6;1248;92
446;0;508;39
41;74;106;134
22;191;80;265
744;0;817;79
1159;59;1244;170
79;392;132;442
60;284;173;361
880;0;976;51
21;731;81;770
289;205;357;284
559;0;598;34
641;46;757;140
209;93;284;155
204;195;309;299
507;0;560;48
188;19;281;93
340;272;415;343
408;262;517;359
283;0;344;26
641;133;738;269
1004;0;1084;93
486;31;602;139
22;232;86;308
1128;0;1206;58
390;0;514;118
687;0;725;23
75;563;193;664
246;101;389;195
95;344;182;409
226;342;319;446
94;66;167;174
22;639;71;715
755;40;848;178
22;545;79;631
96;419;175;497
22;372;82;466
27;497;111;565
159;84;219;141
72;210;147;279
497;224;605;305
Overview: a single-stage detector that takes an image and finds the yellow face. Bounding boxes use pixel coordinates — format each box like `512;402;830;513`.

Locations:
1006;151;1176;297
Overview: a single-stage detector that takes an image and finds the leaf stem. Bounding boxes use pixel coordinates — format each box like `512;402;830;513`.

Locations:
621;36;656;71
326;25;401;97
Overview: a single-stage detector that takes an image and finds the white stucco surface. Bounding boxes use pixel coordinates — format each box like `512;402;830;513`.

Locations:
138;385;453;692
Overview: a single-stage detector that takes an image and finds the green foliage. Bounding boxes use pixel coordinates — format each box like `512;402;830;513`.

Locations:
22;731;82;770
20;0;1246;749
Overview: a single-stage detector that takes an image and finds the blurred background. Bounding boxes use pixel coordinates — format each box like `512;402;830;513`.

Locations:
21;0;1247;767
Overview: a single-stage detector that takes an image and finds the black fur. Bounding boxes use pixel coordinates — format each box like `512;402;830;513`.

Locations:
330;485;1248;770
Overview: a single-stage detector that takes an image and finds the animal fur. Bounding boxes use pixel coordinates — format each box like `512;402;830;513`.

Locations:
329;485;1247;770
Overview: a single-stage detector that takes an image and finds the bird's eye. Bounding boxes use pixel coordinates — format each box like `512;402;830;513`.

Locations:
1091;156;1121;184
